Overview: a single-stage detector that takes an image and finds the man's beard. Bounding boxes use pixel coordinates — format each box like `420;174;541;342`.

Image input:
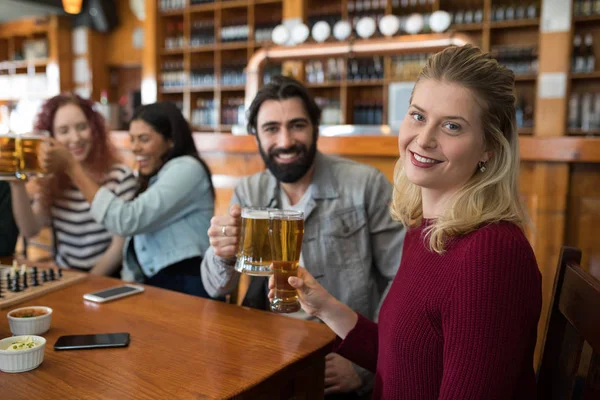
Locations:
258;139;317;183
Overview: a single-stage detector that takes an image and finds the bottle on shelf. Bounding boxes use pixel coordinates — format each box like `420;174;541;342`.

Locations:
315;97;342;126
190;20;215;47
585;33;596;73
160;0;186;12
192;99;217;128
492;46;538;76
161;60;186;89
573;34;587;73
353;101;383;125
568;93;581;129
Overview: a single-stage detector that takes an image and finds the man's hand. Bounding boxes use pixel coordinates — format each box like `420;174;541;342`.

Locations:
207;204;242;259
324;353;362;395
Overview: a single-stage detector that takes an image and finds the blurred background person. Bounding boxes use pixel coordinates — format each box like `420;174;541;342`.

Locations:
10;93;136;275
0;182;19;257
42;102;215;298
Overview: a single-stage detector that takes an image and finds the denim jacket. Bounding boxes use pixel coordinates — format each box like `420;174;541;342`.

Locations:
91;155;214;280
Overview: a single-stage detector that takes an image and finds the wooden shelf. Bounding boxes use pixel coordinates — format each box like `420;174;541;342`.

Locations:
190;86;215;92
571;71;600;80
518;127;534;135
0;58;48;71
573;15;600;24
220;85;246;91
515;74;537;82
221;0;250;9
160;8;186;17
189;45;216;53
160;47;186;55
569;129;600;136
347;79;385;87
451;23;484;32
189;3;217;13
159;87;186;94
306;81;342;88
219;41;250;50
254;0;283;4
490;19;539;29
193;125;219;132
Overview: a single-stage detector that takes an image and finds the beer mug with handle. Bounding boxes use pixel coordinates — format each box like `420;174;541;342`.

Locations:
0;133;18;180
268;210;304;313
15;130;50;180
235;207;277;276
0;130;49;180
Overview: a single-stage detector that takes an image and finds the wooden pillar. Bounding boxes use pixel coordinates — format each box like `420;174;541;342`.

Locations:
532;0;573;366
281;0;305;80
141;0;158;104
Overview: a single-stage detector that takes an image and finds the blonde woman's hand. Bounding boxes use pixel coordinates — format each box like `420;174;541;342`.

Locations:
207;204;242;259
268;266;335;318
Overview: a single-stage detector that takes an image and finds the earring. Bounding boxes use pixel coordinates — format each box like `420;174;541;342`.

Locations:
478;161;487;173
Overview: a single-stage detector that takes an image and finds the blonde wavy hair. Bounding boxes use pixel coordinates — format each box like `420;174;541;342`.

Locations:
390;44;528;254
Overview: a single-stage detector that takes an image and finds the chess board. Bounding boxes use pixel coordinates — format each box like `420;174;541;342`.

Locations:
0;264;87;310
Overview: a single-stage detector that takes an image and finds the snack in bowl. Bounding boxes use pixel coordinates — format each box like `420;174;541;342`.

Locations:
0;335;46;373
7;306;52;336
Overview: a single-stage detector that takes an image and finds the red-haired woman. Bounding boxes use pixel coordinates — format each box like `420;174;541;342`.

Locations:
10;93;137;275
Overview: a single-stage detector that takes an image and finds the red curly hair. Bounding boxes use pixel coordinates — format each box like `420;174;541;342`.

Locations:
34;93;121;208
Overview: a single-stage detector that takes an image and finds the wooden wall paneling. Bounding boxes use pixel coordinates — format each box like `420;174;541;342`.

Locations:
86;29;110;101
106;0;144;66
142;0;159;104
48;16;73;93
531;163;570;366
567;164;600;280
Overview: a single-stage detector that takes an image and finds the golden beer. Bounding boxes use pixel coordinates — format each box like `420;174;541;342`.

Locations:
0;133;46;180
269;210;304;313
0;136;18;179
235;208;275;276
17;136;44;175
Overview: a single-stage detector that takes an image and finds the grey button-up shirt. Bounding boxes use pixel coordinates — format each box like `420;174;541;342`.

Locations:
201;152;405;319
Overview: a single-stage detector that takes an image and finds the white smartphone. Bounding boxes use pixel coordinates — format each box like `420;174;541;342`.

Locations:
83;284;144;303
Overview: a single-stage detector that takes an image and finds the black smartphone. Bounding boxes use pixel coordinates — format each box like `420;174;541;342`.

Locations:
53;333;130;351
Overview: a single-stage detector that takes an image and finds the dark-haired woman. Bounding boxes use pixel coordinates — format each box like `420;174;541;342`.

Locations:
10;93;137;274
41;102;215;297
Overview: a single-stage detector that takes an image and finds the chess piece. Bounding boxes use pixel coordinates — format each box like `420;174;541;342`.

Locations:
22;271;28;289
11;275;20;292
42;270;48;283
48;269;55;281
58;268;63;278
32;266;39;286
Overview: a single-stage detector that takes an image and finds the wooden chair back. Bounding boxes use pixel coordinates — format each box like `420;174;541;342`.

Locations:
537;246;600;399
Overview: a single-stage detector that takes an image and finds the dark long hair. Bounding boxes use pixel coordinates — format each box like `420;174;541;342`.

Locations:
130;102;215;202
246;75;321;138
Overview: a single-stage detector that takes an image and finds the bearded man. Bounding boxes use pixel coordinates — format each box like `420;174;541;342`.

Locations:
201;75;405;399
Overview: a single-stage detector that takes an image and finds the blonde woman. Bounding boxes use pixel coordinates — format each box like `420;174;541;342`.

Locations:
269;45;542;399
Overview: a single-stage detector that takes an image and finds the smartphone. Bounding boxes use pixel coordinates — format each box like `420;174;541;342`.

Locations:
54;333;130;351
83;284;144;303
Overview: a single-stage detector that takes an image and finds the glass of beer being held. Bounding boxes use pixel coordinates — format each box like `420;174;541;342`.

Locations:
235;207;276;276
16;130;49;179
0;131;49;180
268;210;304;313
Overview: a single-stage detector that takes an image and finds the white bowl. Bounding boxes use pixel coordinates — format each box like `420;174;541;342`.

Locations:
0;335;46;373
7;306;53;336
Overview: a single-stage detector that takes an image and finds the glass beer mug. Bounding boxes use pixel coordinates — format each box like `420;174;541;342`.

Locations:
268;210;304;314
235;207;277;276
0;130;49;180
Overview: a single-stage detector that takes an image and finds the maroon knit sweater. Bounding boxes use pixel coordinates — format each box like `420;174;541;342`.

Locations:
335;221;542;399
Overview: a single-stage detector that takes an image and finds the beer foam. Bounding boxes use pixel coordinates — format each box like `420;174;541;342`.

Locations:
242;209;271;219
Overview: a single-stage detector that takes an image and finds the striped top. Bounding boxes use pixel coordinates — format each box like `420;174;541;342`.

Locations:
50;164;137;270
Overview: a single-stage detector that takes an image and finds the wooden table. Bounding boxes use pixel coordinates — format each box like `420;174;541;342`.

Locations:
0;275;335;399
